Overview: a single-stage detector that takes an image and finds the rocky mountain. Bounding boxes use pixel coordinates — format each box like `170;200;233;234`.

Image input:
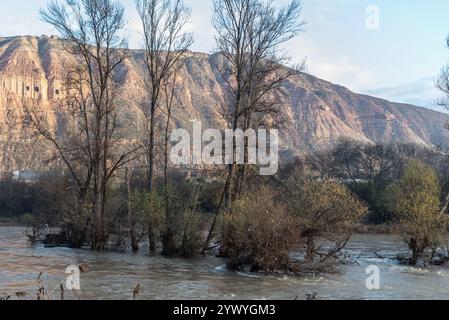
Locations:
1;35;449;171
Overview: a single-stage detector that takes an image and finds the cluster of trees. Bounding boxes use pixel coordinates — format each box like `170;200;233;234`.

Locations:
1;166;369;274
6;137;449;269
17;0;309;258
306;139;449;223
305;138;449;266
4;0;449;272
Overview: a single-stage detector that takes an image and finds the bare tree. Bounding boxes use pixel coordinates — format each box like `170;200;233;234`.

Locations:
136;0;193;192
28;0;140;250
125;167;139;252
203;0;304;252
359;143;401;188
160;68;181;255
306;147;334;181
437;35;449;214
330;137;363;184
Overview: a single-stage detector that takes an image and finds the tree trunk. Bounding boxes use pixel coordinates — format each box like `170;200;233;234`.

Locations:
148;224;156;254
162;101;176;255
224;164;237;209
162;228;177;256
93;192;106;251
306;237;315;261
126;169;139;252
147;110;156;192
441;193;449;215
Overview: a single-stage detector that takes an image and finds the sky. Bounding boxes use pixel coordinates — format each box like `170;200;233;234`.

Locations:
1;0;449;111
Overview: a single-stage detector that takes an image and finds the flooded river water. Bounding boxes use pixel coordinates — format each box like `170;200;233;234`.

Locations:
1;226;448;300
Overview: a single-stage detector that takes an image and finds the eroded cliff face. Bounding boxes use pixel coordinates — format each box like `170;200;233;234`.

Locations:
1;35;449;171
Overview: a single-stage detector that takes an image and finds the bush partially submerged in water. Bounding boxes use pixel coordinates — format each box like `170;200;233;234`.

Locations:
222;187;297;273
179;213;207;258
221;177;367;274
388;160;449;266
285;169;367;264
131;191;165;252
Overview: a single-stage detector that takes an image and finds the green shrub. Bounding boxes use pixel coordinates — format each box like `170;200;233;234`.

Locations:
389;160;448;265
132;191;164;252
180;213;205;258
20;213;36;227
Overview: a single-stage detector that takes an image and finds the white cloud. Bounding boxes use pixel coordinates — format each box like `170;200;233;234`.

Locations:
283;35;378;91
367;77;446;112
310;56;377;90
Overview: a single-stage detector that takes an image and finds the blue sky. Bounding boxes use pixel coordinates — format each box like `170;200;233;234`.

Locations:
2;0;449;110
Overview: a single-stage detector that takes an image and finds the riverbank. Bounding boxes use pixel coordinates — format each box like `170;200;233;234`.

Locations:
355;224;402;234
0;218;403;235
0;217;23;226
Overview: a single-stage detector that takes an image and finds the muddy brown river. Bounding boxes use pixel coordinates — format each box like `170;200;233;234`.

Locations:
1;226;449;300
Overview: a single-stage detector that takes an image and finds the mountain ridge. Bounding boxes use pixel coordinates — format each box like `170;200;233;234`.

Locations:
1;35;449;170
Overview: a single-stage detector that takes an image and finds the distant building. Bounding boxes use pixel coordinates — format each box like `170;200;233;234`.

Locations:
0;75;63;102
